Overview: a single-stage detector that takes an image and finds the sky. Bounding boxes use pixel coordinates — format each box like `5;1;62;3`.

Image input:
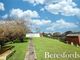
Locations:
0;0;80;33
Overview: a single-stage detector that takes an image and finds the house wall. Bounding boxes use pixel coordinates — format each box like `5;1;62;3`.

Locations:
66;36;80;45
26;33;40;37
78;36;80;45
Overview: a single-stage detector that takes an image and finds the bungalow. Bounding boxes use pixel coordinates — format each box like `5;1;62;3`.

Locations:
66;34;80;46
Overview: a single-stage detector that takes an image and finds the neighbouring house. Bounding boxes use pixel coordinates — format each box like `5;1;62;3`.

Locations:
66;34;80;46
26;33;40;37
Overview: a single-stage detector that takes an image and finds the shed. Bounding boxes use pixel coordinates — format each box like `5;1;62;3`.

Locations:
66;34;80;45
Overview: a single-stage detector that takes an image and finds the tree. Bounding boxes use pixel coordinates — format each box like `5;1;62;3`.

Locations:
52;32;61;39
64;31;73;36
0;19;30;48
53;32;61;37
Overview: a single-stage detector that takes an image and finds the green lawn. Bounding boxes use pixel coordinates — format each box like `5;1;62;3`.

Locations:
8;38;29;60
33;37;80;60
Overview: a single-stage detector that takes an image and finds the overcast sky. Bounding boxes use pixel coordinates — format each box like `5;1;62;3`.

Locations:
0;0;80;32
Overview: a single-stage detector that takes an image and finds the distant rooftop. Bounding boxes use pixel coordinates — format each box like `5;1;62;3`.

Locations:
67;34;80;36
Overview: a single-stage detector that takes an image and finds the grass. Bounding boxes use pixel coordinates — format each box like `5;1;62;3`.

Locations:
8;38;29;60
33;37;80;60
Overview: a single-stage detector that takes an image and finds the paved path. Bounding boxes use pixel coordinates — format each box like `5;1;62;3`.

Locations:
24;38;36;60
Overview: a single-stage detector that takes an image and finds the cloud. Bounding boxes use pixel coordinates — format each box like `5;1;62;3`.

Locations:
45;0;80;16
23;0;45;5
31;18;78;32
32;19;51;25
2;14;8;19
23;0;62;5
24;0;80;16
10;8;39;19
46;19;78;31
40;8;45;11
30;19;51;32
0;2;5;11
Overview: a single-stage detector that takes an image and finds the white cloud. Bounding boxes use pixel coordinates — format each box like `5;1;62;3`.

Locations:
23;0;80;16
0;2;5;11
26;19;51;32
45;4;61;14
23;0;45;5
40;8;45;11
31;18;78;32
23;0;63;5
10;8;39;19
45;0;80;16
2;14;8;19
32;19;51;25
46;19;78;31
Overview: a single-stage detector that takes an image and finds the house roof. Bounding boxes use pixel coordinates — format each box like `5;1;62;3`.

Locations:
67;34;80;36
